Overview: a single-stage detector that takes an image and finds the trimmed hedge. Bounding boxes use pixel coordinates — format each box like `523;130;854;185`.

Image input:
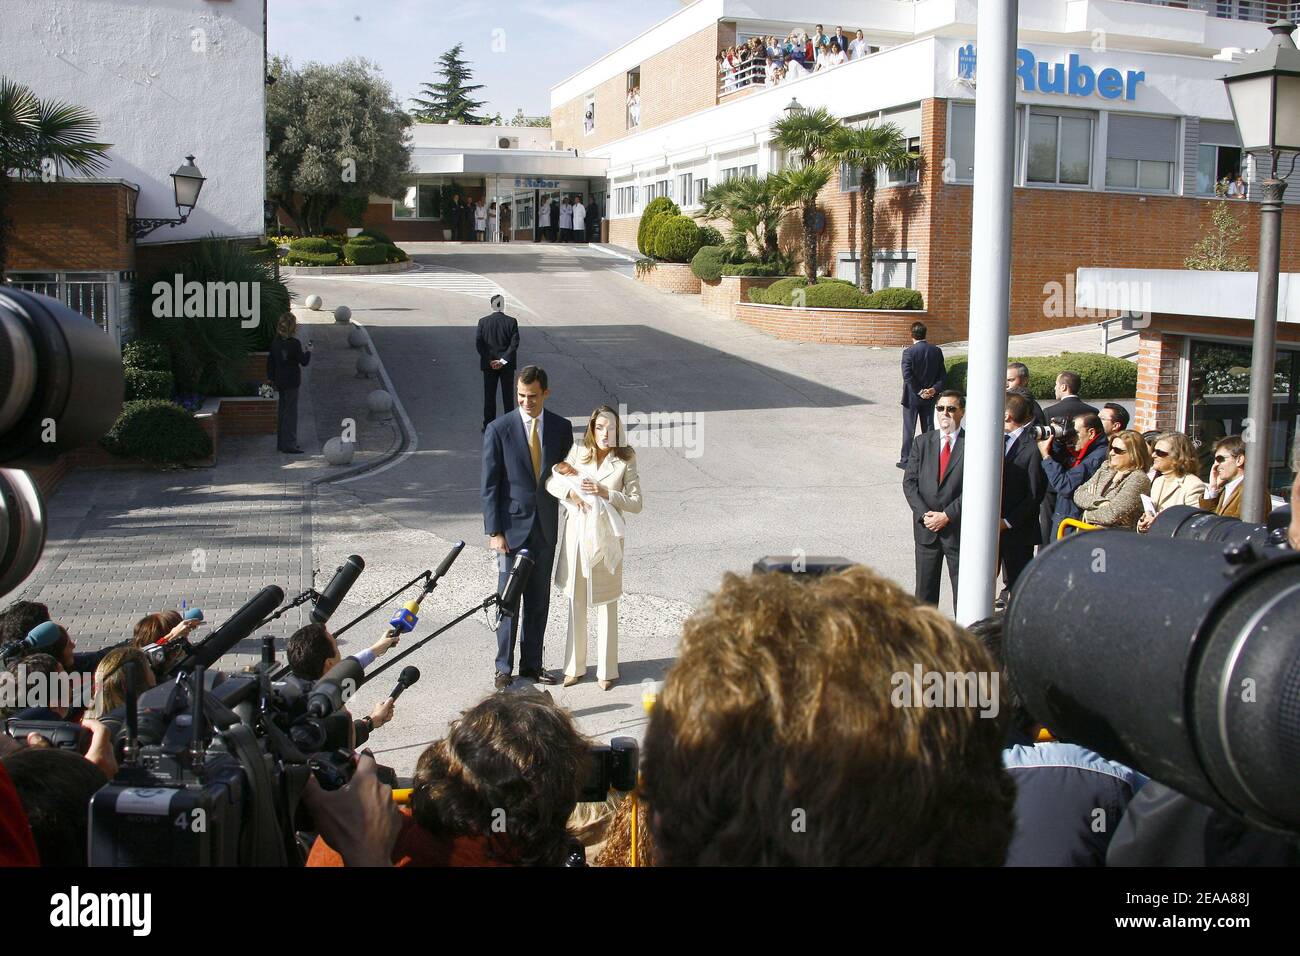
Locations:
387;245;409;262
358;228;393;244
651;215;703;263
803;282;874;309
285;251;341;266
345;234;380;246
865;288;924;310
749;276;808;304
344;241;389;265
637;197;679;257
101;400;212;463
289;237;341;254
698;225;725;248
124;368;174;402
691;245;728;282
944;352;1137;400
122;340;170;372
721;262;782;277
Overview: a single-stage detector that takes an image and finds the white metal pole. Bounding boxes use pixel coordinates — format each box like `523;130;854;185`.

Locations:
956;0;1019;626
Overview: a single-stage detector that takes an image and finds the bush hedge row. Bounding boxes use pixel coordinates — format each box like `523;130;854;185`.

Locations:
101;400;212;463
124;368;175;402
747;279;924;309
284;251;341;266
944;352;1137;399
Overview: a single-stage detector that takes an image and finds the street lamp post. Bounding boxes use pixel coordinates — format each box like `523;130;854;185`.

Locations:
1222;20;1300;522
127;155;206;239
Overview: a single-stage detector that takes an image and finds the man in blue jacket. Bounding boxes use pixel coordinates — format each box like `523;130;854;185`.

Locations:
1036;411;1107;543
898;322;946;469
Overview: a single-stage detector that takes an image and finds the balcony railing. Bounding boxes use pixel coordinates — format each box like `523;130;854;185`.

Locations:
1126;0;1300;22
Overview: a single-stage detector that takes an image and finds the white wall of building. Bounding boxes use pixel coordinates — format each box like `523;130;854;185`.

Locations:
410;124;555;151
3;0;266;244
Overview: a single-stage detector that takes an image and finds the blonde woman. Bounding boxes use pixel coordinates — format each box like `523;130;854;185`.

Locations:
266;311;313;454
546;406;642;690
1073;429;1152;531
1137;432;1207;533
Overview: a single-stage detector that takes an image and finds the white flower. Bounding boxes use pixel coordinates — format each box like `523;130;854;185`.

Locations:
259;383;277;399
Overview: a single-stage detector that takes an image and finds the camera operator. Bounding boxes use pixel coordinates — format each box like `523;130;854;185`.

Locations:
1036;412;1107;541
285;623;400;742
306;690;589;867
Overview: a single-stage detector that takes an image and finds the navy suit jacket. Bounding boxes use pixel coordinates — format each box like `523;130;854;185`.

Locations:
482;409;575;551
900;341;946;409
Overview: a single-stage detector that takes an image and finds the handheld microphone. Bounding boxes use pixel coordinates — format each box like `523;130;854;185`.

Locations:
312;555;365;625
183;607;204;622
499;549;534;617
179;586;284;669
383;542;466;638
388;666;420;702
307;656;364;718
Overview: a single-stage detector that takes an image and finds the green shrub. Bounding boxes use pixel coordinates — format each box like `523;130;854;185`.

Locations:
637;197;680;256
749;276;807;304
721;262;781;277
865;288;924;310
101;400;212;463
358;228;393;244
943;352;1137;400
284;251;341;266
344;242;389;265
698;225;725;248
387;245;408;262
288;237;341;254
802;282;874;309
345;234;380;246
123;368;174;402
691;246;728;282
652;216;703;263
122;340;170;372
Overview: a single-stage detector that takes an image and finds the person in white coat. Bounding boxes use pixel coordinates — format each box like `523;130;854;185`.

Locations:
545;405;642;689
571;198;587;243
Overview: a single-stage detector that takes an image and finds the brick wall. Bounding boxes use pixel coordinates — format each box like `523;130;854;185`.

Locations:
635;262;702;293
217;397;277;436
735;302;943;346
699;275;780;320
6;181;136;272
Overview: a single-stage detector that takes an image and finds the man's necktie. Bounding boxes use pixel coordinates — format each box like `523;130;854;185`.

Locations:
1005;433;1014;455
939;435;951;480
529;417;541;479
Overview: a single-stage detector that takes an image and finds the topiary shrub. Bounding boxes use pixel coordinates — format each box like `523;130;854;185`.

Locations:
345;234;380;246
284;251;341;266
722;262;783;277
344;241;389;265
652;216;703;263
358;228;393;244
749;276;807;304
691;245;728;282
637;197;680;256
123;368;174;402
865;288;924;310
289;237;341;254
698;225;725;248
101;400;212;463
944;352;1137;399
802;282;874;309
122;340;171;372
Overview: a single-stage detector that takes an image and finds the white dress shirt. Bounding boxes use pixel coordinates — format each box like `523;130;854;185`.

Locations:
850;38;869;59
1203;474;1243;501
520;406;543;444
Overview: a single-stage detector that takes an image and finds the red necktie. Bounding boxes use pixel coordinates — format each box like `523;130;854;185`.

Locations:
939;434;951;480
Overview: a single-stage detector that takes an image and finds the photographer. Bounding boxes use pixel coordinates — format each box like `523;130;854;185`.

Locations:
285;623;399;741
307;691;589;867
1037;412;1107;540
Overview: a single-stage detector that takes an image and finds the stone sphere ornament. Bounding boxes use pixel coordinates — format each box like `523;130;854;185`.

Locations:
305;294;323;311
347;325;367;348
356;352;380;378
323;437;356;466
334;305;352;323
367;389;394;416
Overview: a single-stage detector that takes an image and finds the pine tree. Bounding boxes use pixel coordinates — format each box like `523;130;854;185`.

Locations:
410;43;488;124
1185;184;1251;272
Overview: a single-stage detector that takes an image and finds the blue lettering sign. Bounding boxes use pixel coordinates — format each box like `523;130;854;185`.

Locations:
996;47;1144;101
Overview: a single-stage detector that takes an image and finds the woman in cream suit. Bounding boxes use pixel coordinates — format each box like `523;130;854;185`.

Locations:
545;405;642;690
1137;432;1207;533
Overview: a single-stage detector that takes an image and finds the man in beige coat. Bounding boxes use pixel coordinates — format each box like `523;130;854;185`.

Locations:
545;407;642;689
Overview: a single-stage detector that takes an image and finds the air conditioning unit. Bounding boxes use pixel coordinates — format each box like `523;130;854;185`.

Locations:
498;137;519;149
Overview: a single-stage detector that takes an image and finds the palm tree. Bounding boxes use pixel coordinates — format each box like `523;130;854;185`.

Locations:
0;77;111;277
698;174;786;265
773;161;832;282
825;122;913;293
769;105;840;166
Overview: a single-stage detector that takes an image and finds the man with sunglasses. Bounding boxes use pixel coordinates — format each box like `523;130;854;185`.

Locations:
1199;435;1270;519
903;390;965;609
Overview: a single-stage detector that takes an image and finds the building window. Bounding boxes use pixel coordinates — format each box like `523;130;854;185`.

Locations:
1197;119;1244;196
584;94;596;136
872;250;916;290
614;185;636;216
740;164;757;179
627;68;641;130
1026;109;1093;186
393;184;443;220
883;136;921;187
840;163;861;192
694;177;710;205
393;186;417;219
722;166;738;183
948;101;975;182
656;179;670;199
7;271;120;343
1105;114;1177;193
677;173;694;205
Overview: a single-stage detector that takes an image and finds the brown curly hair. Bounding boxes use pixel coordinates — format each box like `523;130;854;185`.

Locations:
640;565;1016;865
410;691;589;866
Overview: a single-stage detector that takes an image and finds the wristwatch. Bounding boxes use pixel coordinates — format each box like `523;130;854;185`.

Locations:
361;716;375;733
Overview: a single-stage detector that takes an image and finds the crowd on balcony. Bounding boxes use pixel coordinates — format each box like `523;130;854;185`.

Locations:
718;25;875;94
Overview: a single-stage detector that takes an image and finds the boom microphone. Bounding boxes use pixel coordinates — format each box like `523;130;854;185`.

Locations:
308;656;364;718
179;586;284;669
388;666;420;702
312;555;365;624
499;549;534;617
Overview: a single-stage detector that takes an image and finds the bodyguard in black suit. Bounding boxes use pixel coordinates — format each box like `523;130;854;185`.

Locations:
475;294;520;431
1001;393;1047;592
481;365;574;687
903;390;966;608
899;321;946;467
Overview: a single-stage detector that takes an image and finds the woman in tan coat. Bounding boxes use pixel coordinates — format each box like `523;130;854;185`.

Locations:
545;406;642;690
1137;432;1206;533
1074;429;1152;531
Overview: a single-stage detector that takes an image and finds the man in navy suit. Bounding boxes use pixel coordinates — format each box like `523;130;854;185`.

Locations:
1001;393;1047;594
481;365;574;689
899;322;946;468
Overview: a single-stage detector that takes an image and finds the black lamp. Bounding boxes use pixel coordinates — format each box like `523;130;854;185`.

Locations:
128;155;206;239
